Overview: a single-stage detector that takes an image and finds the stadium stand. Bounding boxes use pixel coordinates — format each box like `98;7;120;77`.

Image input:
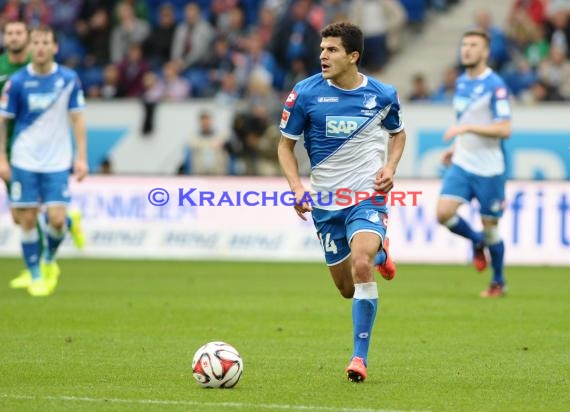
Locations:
0;0;567;175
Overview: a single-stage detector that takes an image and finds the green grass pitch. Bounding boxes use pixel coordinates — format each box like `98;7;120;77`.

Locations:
0;259;569;412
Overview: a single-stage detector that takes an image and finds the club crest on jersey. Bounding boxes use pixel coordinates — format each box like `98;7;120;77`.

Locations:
284;90;297;108
325;116;367;138
55;77;65;90
495;87;507;99
366;210;380;223
363;93;377;110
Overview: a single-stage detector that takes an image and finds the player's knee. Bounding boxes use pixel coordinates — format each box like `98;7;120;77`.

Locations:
48;215;66;230
437;208;454;225
483;225;501;245
352;255;373;283
17;212;37;230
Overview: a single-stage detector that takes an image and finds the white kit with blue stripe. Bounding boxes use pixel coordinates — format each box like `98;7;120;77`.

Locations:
0;63;85;172
280;73;404;210
451;67;511;177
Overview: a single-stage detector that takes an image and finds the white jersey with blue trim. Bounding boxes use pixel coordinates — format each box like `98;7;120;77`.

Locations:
280;73;404;210
452;67;511;176
0;63;85;172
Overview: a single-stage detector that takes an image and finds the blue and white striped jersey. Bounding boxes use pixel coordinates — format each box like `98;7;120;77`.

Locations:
0;63;85;172
452;67;511;176
280;73;404;210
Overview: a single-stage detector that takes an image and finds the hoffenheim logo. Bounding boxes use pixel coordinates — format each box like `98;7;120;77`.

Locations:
366;210;380;223
363;93;377;110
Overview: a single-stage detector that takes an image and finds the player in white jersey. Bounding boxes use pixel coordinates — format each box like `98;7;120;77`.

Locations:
436;29;512;298
278;22;407;382
0;25;88;297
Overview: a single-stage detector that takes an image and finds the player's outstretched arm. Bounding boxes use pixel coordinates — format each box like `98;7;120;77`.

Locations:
444;120;511;141
375;130;406;193
0;116;11;182
70;111;88;182
277;135;312;220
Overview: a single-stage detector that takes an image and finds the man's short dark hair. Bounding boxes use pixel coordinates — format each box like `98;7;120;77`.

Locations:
321;22;364;65
462;29;490;47
30;24;57;44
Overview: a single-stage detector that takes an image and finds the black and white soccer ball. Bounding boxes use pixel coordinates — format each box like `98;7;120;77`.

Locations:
191;341;243;388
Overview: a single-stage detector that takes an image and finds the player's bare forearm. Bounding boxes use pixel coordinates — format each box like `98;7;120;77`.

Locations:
0;117;10;181
277;136;303;192
70;112;87;161
0;117;7;159
464;120;511;139
386;129;406;173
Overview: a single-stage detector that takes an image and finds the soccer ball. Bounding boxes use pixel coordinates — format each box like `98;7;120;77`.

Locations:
191;341;243;388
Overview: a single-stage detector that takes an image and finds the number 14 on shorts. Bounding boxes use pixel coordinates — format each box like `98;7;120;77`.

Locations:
319;233;338;254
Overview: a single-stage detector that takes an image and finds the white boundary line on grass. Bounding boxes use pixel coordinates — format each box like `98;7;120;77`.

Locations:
0;394;429;412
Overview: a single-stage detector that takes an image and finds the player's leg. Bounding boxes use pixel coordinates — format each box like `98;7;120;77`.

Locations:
4;180;30;288
15;207;52;297
345;231;381;383
40;170;72;291
9;167;51;296
373;208;395;280
437;164;486;271
343;199;387;382
312;207;353;297
67;208;85;250
41;209;84;250
475;174;507;297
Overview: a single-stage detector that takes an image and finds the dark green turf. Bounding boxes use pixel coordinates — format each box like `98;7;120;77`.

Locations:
0;259;568;411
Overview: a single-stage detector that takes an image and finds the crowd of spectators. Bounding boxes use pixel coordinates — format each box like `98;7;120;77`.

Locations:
0;0;460;175
16;1;567;176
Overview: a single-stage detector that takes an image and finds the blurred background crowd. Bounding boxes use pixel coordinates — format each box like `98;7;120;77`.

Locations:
0;0;568;176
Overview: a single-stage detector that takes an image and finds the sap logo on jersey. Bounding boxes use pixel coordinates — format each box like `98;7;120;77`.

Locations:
326;116;367;138
28;92;56;111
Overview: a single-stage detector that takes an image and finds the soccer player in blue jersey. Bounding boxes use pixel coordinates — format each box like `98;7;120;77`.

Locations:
0;25;88;297
436;29;512;298
278;22;407;382
0;21;86;291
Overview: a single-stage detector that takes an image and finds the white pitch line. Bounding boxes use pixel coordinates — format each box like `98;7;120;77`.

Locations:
0;394;429;412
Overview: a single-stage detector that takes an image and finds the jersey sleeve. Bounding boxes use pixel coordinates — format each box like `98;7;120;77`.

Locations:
381;87;404;134
279;86;306;141
0;78;20;118
490;82;511;121
68;73;85;112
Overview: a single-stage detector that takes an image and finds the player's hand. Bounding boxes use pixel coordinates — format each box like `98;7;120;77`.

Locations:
293;187;313;221
74;159;89;182
374;167;395;193
441;148;454;166
0;158;10;183
443;124;468;142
